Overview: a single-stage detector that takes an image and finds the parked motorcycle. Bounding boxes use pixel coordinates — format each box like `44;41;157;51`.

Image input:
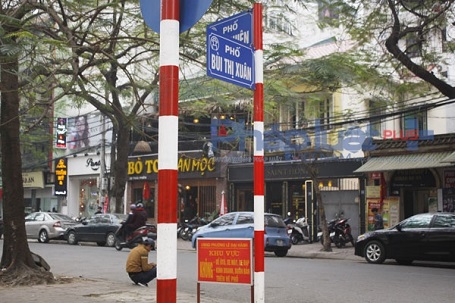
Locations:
318;218;354;248
114;223;157;251
179;216;208;241
290;217;312;245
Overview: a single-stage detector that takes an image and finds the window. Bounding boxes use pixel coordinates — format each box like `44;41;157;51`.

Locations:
367;99;386;136
318;0;339;21
433;215;455;228
236;213;254;225
318;97;331;129
213;213;236;226
405;32;423;58
265;215;286;228
401;214;432;228
402;111;427;135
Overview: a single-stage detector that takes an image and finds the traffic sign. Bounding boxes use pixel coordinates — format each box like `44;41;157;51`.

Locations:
207;31;255;90
207;11;253;46
140;0;213;33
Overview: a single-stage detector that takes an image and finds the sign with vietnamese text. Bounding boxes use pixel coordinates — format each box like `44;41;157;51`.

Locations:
207;11;252;46
207;31;255;89
197;238;252;285
54;158;68;196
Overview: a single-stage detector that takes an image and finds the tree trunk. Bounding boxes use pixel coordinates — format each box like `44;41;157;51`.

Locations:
112;123;130;213
0;53;53;285
314;184;332;252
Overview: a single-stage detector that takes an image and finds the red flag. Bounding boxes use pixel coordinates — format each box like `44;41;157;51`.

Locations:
143;181;151;201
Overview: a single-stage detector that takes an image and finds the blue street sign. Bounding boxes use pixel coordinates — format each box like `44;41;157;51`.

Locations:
140;0;213;34
207;11;253;46
207;31;255;90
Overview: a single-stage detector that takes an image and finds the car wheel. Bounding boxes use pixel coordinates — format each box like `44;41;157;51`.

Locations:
395;259;413;265
364;240;386;264
38;230;49;243
67;231;78;245
106;232;116;247
274;250;288;257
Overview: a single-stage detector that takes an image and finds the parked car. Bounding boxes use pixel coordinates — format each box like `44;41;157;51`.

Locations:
355;212;455;265
191;211;292;257
25;212;77;243
65;213;127;247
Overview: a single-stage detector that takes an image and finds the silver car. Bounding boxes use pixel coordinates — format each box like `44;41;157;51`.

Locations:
25;212;76;243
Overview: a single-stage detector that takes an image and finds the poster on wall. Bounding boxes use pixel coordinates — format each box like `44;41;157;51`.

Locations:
442;188;455;212
366;197;400;231
66;113;113;150
383;197;400;228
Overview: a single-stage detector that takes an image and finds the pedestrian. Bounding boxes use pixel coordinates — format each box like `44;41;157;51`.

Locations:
372;207;384;230
125;237;157;287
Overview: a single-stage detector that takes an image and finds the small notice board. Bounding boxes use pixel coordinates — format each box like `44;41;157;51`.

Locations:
197;238;253;285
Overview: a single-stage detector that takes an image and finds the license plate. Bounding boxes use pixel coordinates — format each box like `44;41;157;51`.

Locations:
276;240;284;246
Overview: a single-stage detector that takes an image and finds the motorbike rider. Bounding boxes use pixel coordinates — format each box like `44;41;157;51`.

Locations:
125;237;156;287
124;202;148;240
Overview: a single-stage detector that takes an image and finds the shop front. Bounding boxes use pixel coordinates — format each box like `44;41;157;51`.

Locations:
66;154;109;218
227;159;364;239
127;152;226;224
355;146;455;231
23;171;57;215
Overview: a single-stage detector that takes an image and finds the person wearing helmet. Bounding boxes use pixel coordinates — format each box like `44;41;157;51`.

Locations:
125;237;156;286
124;202;147;240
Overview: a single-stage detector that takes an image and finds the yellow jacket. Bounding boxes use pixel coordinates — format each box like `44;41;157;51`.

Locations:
125;244;156;273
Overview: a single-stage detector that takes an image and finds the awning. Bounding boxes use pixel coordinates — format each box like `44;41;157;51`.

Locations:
354;152;454;173
442;151;455;163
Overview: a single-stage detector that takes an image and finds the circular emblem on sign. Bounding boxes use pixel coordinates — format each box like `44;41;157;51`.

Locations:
210;35;220;51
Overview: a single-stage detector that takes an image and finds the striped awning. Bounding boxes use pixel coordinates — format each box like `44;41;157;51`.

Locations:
442;151;455;163
354;152;454;173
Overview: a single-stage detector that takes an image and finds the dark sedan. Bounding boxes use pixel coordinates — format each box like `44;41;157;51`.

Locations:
64;213;127;247
355;212;455;265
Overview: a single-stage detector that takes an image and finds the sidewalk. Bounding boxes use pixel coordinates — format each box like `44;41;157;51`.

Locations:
0;240;357;303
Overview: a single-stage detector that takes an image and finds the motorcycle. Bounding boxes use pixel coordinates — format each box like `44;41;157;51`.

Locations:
179;216;208;241
318;218;354;248
290;217;312;245
114;223;157;251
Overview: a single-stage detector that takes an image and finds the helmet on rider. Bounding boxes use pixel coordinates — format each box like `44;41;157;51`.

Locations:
136;203;144;208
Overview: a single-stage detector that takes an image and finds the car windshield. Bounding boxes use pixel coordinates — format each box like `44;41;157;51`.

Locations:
265;215;286;228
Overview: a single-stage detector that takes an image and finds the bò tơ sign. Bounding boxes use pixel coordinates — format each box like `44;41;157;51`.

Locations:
197;238;252;285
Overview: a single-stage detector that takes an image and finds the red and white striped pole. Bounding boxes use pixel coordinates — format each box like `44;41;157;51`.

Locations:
157;0;179;302
253;2;265;302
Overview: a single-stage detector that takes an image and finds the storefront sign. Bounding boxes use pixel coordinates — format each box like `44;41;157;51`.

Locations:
22;171;45;188
197;238;252;285
128;155;217;180
444;170;455;188
366;186;381;198
54;158;68;196
56;117;67;148
391;169;435;190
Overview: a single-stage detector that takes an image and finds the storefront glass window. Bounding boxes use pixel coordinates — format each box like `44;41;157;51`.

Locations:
79;179;98;217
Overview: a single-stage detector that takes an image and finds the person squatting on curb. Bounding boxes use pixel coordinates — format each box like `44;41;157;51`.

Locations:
125;237;157;286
